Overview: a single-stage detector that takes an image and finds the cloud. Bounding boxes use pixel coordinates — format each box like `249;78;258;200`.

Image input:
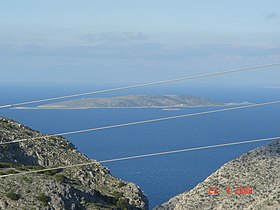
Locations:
0;44;51;55
1;43;280;60
264;12;279;20
264;86;280;89
80;32;149;43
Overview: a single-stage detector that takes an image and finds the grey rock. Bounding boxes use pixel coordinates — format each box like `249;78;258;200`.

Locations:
0;116;148;210
155;140;280;210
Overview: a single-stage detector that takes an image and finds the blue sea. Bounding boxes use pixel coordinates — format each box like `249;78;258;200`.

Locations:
0;84;279;209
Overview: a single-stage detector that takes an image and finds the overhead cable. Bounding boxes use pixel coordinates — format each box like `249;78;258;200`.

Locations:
0;63;279;109
1;100;280;145
0;136;278;178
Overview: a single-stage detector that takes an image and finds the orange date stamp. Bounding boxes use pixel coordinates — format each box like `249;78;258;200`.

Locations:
208;186;253;195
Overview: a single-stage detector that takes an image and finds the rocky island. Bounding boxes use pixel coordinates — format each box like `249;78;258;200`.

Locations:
34;95;249;109
155;139;280;210
0;116;148;210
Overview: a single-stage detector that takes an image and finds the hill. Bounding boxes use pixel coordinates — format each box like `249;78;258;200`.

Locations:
0;116;148;210
154;139;280;210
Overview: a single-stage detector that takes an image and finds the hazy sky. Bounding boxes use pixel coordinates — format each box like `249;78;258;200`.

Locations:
1;0;280;86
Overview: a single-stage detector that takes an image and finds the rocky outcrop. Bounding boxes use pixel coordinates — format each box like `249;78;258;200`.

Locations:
155;140;280;210
0;116;148;210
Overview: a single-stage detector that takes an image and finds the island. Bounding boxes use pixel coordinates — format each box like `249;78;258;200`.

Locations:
35;95;250;109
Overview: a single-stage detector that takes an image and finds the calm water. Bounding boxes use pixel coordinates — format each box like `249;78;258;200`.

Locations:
1;85;279;208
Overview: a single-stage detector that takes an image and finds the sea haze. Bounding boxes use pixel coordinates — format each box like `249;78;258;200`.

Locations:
1;85;280;209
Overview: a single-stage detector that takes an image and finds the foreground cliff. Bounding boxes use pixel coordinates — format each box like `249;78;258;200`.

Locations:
0;116;148;210
155;139;280;210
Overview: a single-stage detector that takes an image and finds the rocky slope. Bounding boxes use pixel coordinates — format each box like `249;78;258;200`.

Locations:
155;140;280;210
36;95;225;109
0;116;148;210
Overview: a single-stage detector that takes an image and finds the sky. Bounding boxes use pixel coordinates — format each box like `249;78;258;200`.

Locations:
0;0;280;86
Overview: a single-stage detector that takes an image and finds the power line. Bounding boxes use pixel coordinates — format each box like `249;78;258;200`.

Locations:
0;136;278;178
0;63;279;109
1;100;280;146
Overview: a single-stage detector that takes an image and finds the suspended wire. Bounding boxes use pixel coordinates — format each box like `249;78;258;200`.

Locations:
0;136;278;178
0;63;279;109
1;100;280;146
0;64;279;177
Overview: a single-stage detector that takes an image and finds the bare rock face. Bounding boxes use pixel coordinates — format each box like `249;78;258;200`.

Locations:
0;116;148;210
155;140;280;210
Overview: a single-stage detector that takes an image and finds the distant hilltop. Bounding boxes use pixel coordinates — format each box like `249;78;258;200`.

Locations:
36;95;250;109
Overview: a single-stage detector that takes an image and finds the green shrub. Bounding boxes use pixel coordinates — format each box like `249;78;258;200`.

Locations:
130;200;136;206
26;165;45;170
43;169;62;176
20;176;33;183
0;171;7;175
16;166;30;171
116;198;128;210
6;169;18;174
1;145;9;151
54;174;66;182
0;162;15;168
113;191;123;200
37;193;51;206
15;165;45;172
6;192;20;200
118;181;126;188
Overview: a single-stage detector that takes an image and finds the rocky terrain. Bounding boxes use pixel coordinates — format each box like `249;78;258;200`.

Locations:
155;139;280;210
36;95;226;109
0;116;148;210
